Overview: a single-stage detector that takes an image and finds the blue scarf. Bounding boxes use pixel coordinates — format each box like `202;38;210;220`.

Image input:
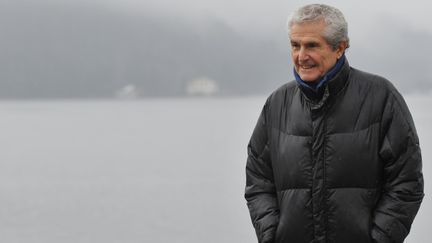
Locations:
294;54;346;92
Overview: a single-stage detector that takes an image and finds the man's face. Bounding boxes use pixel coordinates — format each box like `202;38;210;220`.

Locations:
290;21;346;82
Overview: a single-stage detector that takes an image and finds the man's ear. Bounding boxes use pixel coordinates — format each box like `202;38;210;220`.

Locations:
336;41;348;58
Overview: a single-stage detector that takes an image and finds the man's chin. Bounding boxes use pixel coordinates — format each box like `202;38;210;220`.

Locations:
297;69;319;82
299;75;319;83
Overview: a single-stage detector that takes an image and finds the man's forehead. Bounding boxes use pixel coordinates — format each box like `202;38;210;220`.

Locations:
290;36;322;42
289;34;325;44
289;21;327;42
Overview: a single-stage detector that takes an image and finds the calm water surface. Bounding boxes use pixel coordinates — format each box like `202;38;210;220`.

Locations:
0;95;430;242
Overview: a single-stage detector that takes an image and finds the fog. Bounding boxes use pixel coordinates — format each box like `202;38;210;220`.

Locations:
0;1;430;242
0;0;431;98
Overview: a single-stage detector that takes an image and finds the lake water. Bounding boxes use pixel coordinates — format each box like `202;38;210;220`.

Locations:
0;95;430;242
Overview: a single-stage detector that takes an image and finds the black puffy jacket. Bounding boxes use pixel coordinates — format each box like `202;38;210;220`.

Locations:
245;60;424;243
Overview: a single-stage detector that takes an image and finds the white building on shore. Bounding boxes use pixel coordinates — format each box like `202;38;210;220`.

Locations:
115;84;139;99
185;77;219;96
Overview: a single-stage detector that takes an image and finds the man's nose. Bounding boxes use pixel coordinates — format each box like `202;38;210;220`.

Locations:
298;47;308;61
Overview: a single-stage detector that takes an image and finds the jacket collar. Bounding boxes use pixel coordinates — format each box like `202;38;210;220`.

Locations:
297;57;350;105
294;55;346;92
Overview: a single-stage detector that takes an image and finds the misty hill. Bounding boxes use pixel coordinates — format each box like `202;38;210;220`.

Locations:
0;1;289;98
0;1;430;99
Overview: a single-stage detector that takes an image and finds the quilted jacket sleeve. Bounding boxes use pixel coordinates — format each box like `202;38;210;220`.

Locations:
245;101;279;243
372;89;424;243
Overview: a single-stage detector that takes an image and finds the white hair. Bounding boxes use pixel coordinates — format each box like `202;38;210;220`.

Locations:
288;4;350;50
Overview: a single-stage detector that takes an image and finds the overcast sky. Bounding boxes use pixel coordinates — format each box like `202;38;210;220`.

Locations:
96;0;432;94
94;0;432;35
1;0;431;97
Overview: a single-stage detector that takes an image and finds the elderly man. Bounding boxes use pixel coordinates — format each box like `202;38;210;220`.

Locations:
245;4;424;243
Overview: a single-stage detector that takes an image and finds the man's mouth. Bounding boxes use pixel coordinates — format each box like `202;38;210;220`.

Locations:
299;64;316;70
